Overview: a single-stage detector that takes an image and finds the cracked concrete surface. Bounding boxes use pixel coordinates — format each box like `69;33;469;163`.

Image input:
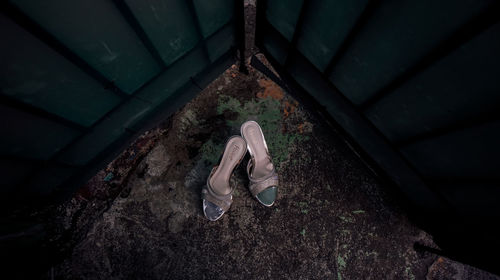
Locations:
43;57;499;279
40;5;500;277
3;3;497;279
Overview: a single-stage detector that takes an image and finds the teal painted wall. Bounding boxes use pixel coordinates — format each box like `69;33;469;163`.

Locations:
256;0;500;251
0;0;238;199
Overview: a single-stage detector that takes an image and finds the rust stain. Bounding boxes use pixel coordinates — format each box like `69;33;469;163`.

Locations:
298;123;305;134
256;78;284;100
283;100;298;119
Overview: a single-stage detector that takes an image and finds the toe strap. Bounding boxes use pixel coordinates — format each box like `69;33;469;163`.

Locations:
202;167;233;212
249;174;279;197
202;187;232;212
247;160;279;197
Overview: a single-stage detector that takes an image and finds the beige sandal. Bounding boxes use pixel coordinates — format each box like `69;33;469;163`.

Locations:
202;136;247;221
241;121;279;207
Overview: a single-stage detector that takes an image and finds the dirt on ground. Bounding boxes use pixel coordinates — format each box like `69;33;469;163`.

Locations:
35;53;497;280
31;3;499;280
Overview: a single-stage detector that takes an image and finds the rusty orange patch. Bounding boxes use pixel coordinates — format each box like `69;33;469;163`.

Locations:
283;100;298;119
297;123;305;134
256;78;284;100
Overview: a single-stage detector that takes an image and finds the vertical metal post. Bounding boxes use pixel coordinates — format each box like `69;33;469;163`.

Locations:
235;0;248;74
255;0;267;51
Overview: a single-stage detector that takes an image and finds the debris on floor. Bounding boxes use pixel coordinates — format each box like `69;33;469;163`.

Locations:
44;58;499;279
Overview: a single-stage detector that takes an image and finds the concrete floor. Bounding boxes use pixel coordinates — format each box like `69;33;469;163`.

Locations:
43;56;499;280
41;5;499;279
0;3;496;279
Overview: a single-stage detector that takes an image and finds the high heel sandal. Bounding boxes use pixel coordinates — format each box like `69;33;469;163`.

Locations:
240;121;279;207
202;136;247;221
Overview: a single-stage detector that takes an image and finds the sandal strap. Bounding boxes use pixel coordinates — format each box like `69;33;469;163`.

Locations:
202;167;233;212
247;160;279;197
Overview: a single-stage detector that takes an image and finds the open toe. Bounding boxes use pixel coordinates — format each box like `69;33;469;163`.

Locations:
256;186;277;206
202;199;225;221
